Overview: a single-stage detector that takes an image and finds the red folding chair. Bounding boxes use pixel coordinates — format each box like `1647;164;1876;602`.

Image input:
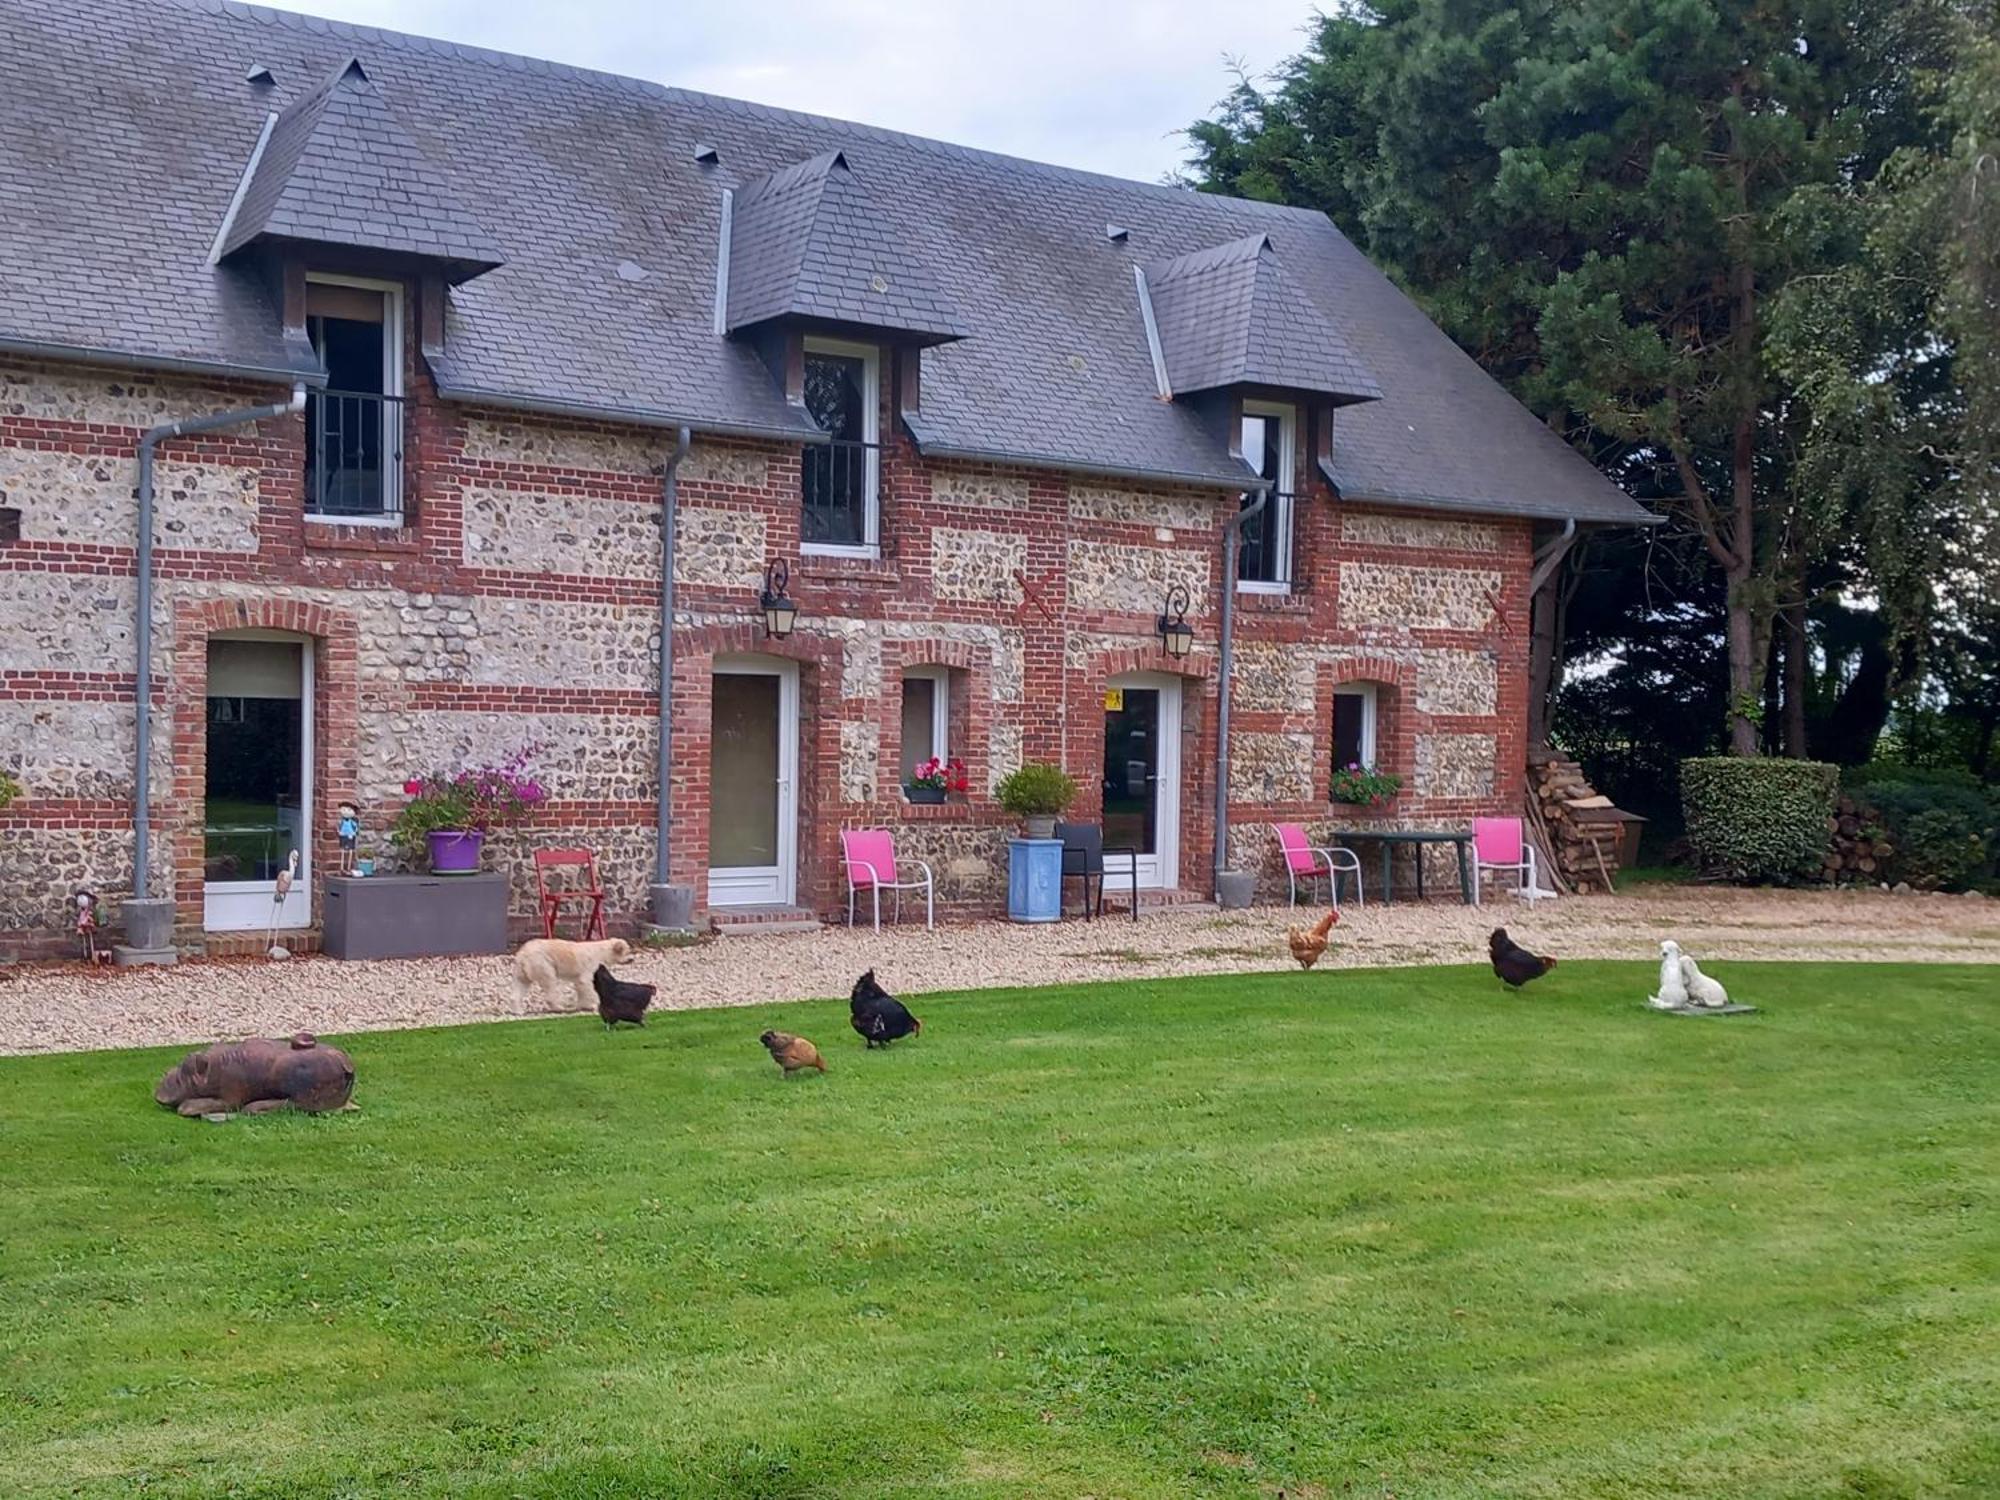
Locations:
535;848;607;940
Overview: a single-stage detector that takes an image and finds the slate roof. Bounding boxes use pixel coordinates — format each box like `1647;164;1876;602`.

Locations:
219;56;503;282
726;150;964;343
1145;234;1379;403
0;0;1652;522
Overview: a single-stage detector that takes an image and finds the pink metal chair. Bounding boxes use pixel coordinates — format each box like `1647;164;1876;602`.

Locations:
840;828;935;932
1273;823;1363;909
1471;816;1549;904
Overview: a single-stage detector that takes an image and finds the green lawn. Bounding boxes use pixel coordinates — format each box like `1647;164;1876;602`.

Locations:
2;963;1996;1498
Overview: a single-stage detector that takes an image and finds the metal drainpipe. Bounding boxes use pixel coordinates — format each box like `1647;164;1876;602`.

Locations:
653;426;693;890
132;386;306;903
1212;485;1270;900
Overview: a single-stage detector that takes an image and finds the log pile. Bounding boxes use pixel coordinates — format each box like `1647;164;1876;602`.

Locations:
1524;750;1633;894
1821;794;1895;883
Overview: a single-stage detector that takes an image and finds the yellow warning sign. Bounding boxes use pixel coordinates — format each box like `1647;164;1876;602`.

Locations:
1102;688;1124;711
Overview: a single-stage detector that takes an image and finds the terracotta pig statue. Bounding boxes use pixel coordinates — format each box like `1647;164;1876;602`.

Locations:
154;1033;355;1118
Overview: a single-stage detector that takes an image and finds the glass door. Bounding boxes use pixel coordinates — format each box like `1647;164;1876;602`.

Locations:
203;637;312;931
707;660;799;906
1102;673;1181;889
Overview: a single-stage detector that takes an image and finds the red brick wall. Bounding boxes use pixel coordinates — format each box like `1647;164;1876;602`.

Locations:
0;314;1536;948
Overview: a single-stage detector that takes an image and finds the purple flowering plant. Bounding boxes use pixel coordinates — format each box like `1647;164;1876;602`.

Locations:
391;744;548;853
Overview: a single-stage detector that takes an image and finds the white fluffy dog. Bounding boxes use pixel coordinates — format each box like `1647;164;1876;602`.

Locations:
1647;939;1691;1010
1678;953;1730;1009
513;936;632;1010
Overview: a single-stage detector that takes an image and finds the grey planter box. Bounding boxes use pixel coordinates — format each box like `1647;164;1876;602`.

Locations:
323;873;509;961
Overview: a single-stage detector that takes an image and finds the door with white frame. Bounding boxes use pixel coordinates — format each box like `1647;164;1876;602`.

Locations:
707;657;800;906
1101;672;1182;890
203;634;313;931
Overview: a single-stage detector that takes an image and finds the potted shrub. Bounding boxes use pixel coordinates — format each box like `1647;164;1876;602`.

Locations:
905;755;969;805
0;768;20;813
996;762;1077;839
391;749;546;875
1330;762;1402;808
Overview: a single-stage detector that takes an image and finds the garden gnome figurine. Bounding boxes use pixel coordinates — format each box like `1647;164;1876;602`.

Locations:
337;802;360;874
265;848;299;961
74;889;103;965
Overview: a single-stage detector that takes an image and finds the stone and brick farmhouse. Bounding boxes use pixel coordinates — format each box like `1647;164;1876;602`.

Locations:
0;0;1651;953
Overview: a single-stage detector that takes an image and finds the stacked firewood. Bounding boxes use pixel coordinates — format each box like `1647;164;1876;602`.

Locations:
1523;749;1630;894
1820;795;1895;883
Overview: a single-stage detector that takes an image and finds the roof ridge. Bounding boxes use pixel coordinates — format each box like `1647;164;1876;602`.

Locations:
188;0;1329;221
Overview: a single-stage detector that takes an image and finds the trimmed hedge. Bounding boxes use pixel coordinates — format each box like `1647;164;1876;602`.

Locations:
1849;768;2000;890
1681;757;1839;883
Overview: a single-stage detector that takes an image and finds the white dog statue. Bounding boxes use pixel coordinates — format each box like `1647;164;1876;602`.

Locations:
1678;953;1730;1009
1647;939;1691;1010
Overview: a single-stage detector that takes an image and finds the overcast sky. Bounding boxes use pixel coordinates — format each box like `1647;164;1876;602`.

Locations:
285;0;1319;184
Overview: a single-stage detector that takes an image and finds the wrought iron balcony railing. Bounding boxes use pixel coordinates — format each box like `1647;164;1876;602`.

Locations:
305;389;405;524
1238;490;1297;588
801;438;880;549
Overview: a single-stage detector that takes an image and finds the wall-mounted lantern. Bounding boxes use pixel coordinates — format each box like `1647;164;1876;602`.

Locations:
760;559;798;640
1157;583;1194;661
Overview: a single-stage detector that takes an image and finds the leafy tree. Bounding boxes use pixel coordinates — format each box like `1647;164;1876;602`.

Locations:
1183;0;1987;771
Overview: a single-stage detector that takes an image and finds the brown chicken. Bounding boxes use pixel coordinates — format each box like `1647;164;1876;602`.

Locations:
1287;908;1340;970
759;1030;828;1079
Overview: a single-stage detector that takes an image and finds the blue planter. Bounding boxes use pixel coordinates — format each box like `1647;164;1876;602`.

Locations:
1007;838;1063;922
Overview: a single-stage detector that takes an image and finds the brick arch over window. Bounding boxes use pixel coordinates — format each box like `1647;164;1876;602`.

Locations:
877;638;994;805
168;595;361;935
1317;657;1416;799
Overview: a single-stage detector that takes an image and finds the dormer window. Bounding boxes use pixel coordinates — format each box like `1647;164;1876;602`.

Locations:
1238;401;1294;590
304;275;403;525
800;338;880;556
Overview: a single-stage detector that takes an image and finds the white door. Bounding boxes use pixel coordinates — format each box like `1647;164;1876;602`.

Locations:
707;657;799;906
203;636;313;931
1102;672;1181;890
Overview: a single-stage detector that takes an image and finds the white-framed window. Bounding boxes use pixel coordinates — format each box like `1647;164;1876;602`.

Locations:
303;274;404;526
1332;684;1378;774
1238;400;1295;591
801;337;881;557
899;667;951;787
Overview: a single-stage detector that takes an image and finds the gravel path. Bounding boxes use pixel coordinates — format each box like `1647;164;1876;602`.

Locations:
2;886;1994;1058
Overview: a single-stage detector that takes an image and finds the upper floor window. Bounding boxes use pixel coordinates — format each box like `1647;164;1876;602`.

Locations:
1238;401;1295;591
304;275;404;526
800;338;880;556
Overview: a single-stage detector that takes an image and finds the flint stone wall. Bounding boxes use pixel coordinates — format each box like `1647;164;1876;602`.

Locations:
0;450;259;553
1415;733;1497;798
1341;511;1501;555
459;417;770;489
929;471;1029;510
1340;563;1500;632
930;527;1025;603
1229;731;1316;802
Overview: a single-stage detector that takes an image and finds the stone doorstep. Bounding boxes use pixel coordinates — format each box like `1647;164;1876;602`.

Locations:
198;929;326;960
709;905;823;938
1100;887;1218;914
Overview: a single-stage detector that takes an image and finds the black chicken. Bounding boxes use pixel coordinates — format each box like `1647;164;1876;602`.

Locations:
849;969;923;1047
1488;928;1557;990
592;964;656;1028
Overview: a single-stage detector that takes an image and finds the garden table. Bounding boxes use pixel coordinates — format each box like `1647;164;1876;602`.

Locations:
1326;828;1476;905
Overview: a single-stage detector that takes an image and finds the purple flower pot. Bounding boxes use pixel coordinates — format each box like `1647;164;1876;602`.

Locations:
426;829;485;875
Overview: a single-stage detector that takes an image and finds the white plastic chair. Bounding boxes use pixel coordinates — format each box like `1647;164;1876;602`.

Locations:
840;827;935;931
1472;816;1551;904
1273;822;1363;909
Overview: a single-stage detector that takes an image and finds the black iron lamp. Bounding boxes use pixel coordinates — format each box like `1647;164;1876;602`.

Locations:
760;559;798;639
1157;583;1194;661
